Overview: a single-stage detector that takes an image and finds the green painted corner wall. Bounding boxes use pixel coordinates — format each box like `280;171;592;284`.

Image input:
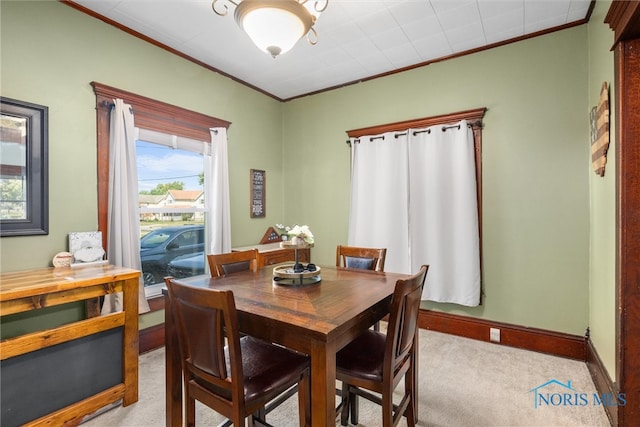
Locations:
0;0;617;374
587;0;616;379
0;1;283;333
0;0;283;274
283;26;591;336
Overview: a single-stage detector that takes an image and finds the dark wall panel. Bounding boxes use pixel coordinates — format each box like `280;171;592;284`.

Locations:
1;327;123;426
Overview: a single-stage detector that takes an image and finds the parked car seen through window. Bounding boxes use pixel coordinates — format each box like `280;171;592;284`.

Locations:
140;225;204;286
167;251;206;279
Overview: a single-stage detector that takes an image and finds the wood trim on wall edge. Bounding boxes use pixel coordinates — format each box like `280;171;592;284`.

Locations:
63;1;595;103
587;339;618;426
418;309;587;361
346;108;486;138
141;306;590;360
139;295;165;354
139;323;164;355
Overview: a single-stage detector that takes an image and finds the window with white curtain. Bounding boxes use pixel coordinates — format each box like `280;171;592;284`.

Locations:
92;81;231;305
346;108;486;307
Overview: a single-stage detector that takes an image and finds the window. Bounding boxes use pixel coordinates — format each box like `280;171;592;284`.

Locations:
346;107;485;242
136;133;207;296
92;82;230;301
346;108;486;305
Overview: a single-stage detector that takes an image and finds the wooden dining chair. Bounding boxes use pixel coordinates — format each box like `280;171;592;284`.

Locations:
336;265;429;427
208;247;299;404
164;277;311;427
336;245;387;273
207;248;258;278
336;245;388;331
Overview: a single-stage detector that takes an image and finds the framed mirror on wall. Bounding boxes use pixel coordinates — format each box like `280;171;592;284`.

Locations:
0;97;48;237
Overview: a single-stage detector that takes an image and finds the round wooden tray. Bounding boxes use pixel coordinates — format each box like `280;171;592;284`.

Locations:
273;264;321;286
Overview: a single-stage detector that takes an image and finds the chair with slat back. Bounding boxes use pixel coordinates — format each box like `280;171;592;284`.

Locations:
336;265;429;427
336;245;387;273
164;277;311;427
207;249;259;278
207;246;302;406
336;245;388;331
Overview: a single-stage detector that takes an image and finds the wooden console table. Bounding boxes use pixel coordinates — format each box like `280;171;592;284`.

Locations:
0;264;140;426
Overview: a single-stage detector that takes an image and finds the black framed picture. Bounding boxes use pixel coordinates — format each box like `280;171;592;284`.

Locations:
0;97;49;236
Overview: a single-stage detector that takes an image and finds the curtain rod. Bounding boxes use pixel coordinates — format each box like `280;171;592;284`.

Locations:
99;101;221;135
345;120;483;146
100;100;133;114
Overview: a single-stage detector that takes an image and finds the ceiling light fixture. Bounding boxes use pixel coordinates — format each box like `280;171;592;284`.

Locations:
212;0;328;58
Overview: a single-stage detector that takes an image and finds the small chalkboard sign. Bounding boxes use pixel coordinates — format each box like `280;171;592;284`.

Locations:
250;169;266;218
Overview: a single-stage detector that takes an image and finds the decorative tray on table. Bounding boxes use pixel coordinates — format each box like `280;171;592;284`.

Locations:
273;263;321;286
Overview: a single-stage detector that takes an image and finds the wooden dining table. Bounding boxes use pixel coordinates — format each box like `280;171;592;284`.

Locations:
164;264;409;427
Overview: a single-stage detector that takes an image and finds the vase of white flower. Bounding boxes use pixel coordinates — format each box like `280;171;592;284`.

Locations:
275;224;315;276
272;223;321;285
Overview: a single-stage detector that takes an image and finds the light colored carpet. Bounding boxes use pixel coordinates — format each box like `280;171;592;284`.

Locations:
82;329;610;426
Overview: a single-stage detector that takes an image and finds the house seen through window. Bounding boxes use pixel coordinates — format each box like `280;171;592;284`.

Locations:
137;139;206;296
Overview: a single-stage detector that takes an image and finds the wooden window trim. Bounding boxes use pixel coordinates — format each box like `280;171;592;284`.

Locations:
346;107;486;220
346;108;486;137
605;2;640;425
91;82;231;287
346;109;486;192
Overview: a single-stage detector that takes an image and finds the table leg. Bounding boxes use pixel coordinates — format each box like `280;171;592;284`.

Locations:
165;295;183;427
309;341;336;427
123;278;139;406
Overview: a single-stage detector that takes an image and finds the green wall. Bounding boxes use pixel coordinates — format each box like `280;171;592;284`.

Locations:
0;0;616;375
587;0;616;379
0;0;283;274
283;27;591;336
0;1;284;333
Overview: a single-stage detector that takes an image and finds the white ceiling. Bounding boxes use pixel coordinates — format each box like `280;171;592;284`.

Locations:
71;0;593;101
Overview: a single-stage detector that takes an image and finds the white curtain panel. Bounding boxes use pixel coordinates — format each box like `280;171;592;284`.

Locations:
347;120;480;306
408;121;480;306
103;99;150;314
205;127;232;255
348;131;411;274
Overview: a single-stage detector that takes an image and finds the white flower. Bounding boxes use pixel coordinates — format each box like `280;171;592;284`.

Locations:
276;224;314;244
289;225;314;244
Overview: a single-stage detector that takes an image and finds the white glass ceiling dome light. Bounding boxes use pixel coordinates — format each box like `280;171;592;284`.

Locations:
212;0;327;58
